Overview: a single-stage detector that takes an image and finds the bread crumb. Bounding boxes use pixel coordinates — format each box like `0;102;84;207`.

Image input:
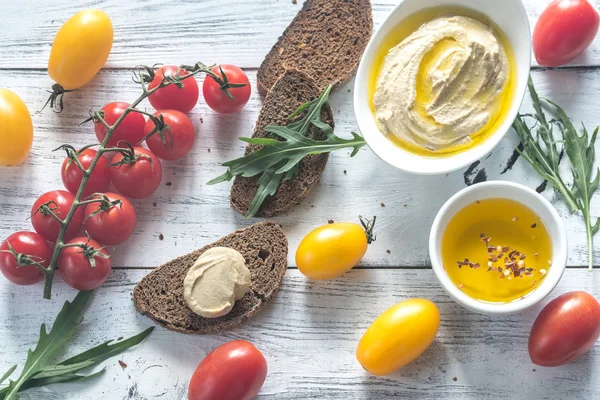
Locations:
118;360;127;369
159;233;164;241
328;219;334;224
166;182;172;186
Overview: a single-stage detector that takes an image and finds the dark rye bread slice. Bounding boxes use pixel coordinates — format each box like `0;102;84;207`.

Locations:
256;0;373;97
133;221;287;334
230;69;334;217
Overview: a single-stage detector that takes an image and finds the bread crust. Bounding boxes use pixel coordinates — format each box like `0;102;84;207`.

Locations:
257;0;373;96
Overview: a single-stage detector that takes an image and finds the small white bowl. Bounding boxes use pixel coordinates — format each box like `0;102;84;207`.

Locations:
429;181;568;315
353;0;532;175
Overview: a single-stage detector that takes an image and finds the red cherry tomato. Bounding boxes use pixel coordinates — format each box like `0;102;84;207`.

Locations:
148;66;200;113
529;291;600;367
109;147;163;199
94;102;146;148
84;193;137;246
61;148;111;198
31;190;85;242
533;0;600;66
145;110;195;160
188;340;267;400
202;65;251;114
58;237;111;290
0;232;52;285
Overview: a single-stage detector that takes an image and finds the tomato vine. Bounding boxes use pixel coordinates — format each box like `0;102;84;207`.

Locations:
31;62;229;299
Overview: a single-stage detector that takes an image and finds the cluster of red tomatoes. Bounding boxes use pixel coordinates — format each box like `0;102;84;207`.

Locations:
0;64;251;291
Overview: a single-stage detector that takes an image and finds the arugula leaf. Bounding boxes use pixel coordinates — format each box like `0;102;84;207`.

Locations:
513;76;600;271
0;367;16;387
57;326;154;367
0;294;153;399
208;85;366;217
2;291;92;400
549;100;600;270
0;369;106;398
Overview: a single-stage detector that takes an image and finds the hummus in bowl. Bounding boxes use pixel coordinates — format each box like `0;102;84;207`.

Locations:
354;0;531;175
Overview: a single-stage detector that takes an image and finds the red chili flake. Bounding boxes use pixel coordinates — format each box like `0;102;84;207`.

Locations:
381;203;386;207
520;254;527;260
118;360;127;369
531;223;537;228
328;219;334;224
472;263;481;269
502;246;510;252
452;377;458;382
166;182;172;186
480;233;486;238
152;202;157;207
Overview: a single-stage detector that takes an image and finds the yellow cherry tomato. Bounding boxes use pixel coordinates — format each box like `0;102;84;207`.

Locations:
357;299;440;376
0;89;33;166
296;220;372;280
48;9;113;90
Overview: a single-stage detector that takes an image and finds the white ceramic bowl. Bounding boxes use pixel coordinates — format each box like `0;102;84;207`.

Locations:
354;0;532;175
429;181;568;315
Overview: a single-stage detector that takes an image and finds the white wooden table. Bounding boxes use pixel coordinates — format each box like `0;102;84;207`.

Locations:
1;1;600;399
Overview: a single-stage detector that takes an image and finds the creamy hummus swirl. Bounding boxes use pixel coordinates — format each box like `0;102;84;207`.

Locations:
373;15;509;152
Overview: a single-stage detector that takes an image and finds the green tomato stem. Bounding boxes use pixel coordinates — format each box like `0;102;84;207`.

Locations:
42;63;214;299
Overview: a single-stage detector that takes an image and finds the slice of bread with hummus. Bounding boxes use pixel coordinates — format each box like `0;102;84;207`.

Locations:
257;0;373;96
133;221;288;334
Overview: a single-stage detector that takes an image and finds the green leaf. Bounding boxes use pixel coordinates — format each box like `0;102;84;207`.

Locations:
3;369;106;396
58;327;154;367
209;85;365;216
515;77;600;271
0;366;16;386
2;291;92;400
245;167;285;218
31;361;96;380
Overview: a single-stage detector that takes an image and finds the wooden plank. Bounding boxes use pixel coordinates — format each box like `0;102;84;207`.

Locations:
1;0;599;69
1;68;600;268
0;268;598;399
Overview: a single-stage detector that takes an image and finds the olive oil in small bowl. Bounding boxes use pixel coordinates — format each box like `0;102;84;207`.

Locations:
429;181;567;315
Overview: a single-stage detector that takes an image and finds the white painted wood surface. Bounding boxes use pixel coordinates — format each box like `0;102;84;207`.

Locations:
0;69;599;267
1;0;600;399
1;0;600;68
1;269;599;400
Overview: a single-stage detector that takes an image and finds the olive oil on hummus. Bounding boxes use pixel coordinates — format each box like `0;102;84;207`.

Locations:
370;7;517;156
